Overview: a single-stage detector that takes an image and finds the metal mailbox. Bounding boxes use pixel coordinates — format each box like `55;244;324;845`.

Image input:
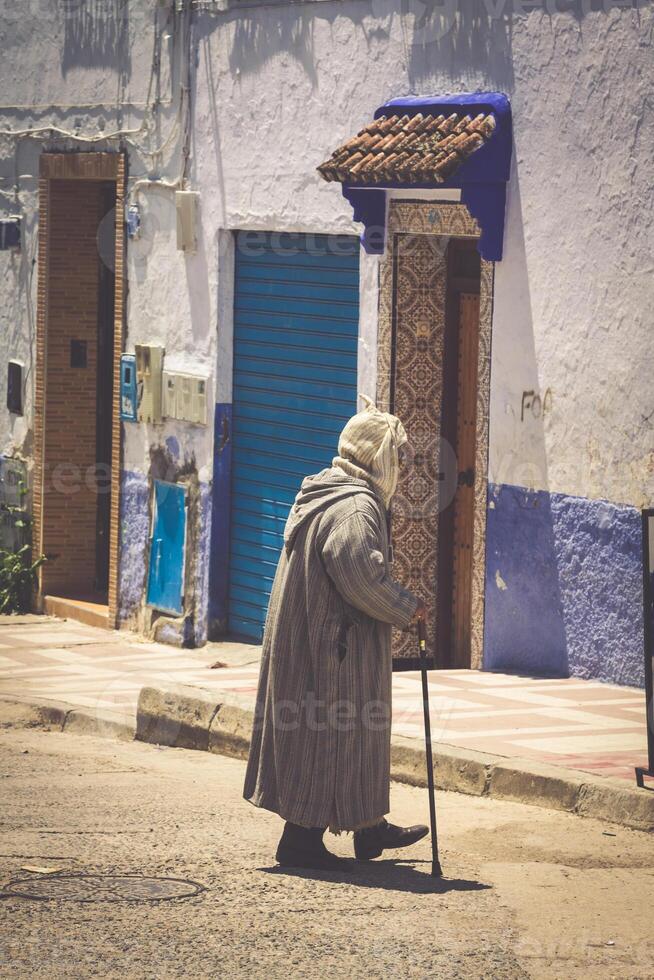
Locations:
120;354;137;421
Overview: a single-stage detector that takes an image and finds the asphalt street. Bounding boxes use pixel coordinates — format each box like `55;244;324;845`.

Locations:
1;727;652;979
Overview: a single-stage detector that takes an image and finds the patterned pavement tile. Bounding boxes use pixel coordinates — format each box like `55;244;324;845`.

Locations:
0;617;648;783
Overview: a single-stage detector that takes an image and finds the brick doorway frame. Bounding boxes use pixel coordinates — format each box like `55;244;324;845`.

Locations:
376;200;494;670
33;152;126;626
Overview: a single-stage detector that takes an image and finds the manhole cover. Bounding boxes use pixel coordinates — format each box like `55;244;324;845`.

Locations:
2;873;204;903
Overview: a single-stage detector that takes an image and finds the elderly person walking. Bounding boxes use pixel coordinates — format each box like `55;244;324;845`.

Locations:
243;397;428;871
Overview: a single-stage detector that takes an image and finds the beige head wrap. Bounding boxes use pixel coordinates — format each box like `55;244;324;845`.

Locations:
333;395;408;508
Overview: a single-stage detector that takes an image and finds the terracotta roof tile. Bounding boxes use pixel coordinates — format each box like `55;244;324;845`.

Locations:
318;110;496;185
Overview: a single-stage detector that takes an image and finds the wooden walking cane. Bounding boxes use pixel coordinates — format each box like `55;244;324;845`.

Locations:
417;618;443;878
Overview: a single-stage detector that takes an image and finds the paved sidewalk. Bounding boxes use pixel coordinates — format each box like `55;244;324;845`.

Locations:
0;614;648;783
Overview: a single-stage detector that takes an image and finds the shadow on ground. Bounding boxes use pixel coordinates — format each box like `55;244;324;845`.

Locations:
259;859;492;895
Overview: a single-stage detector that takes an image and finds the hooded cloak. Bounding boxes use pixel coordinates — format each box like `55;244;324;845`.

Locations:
243;399;417;832
333;393;408;507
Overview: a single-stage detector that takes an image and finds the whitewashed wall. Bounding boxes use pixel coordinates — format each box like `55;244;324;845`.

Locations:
0;0;211;476
193;0;654;510
2;2;652;504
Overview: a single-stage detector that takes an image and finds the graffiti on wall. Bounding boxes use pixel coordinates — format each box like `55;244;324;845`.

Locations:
521;388;553;422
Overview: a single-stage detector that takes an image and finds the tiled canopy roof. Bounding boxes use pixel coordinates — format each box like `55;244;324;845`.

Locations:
318;111;496;185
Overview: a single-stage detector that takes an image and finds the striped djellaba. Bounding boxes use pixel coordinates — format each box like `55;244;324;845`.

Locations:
243;466;418;832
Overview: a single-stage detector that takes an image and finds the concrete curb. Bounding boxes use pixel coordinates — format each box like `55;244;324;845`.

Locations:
3;688;652;833
135;685;654;834
0;695;135;741
136;685;252;759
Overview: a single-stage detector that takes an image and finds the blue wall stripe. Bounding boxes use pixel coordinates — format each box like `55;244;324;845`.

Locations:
234;360;356;386
235;326;357;352
208;403;233;637
237;264;360;286
233;309;360;334
234;296;359;320
235;280;358;303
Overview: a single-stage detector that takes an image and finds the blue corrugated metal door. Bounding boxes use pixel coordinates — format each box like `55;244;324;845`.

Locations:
229;231;360;640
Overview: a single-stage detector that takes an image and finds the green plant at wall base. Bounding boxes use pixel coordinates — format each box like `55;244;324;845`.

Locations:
0;544;46;614
0;479;47;614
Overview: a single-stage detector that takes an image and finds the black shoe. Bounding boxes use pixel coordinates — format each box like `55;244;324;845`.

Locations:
275;822;354;873
354;818;429;860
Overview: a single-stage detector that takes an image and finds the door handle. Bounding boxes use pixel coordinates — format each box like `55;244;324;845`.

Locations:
154;538;163;579
457;468;475;487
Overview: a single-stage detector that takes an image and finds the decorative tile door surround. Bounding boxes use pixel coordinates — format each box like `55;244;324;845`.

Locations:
376;201;494;670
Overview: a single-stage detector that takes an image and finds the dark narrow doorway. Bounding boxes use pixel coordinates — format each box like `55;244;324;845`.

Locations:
95;183;116;595
41;177;116;613
437;239;482;668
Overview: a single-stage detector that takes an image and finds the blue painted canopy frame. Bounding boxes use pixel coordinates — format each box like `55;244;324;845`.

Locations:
341;92;512;261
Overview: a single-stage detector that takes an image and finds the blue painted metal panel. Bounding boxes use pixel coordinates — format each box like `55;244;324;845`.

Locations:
146;480;187;615
120;354;137;421
228;231;359;640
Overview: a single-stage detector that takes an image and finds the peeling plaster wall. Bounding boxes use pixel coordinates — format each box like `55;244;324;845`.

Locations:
0;0;172;456
118;471;150;623
118;446;212;647
0;1;212;641
119;140;216;642
485;484;643;687
192;3;654;510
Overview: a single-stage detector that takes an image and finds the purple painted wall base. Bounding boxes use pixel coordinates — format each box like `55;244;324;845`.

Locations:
117;471;150;623
484;483;644;688
117;470;211;647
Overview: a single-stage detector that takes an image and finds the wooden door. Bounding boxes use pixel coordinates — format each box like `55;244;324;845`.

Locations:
437;240;481;668
450;292;480;664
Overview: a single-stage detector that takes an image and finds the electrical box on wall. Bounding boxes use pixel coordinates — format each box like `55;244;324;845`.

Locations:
0;217;20;250
7;360;23;415
120;353;137;421
162;371;177;420
126;204;141;241
162;371;207;425
175;191;199;253
135;344;165;423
